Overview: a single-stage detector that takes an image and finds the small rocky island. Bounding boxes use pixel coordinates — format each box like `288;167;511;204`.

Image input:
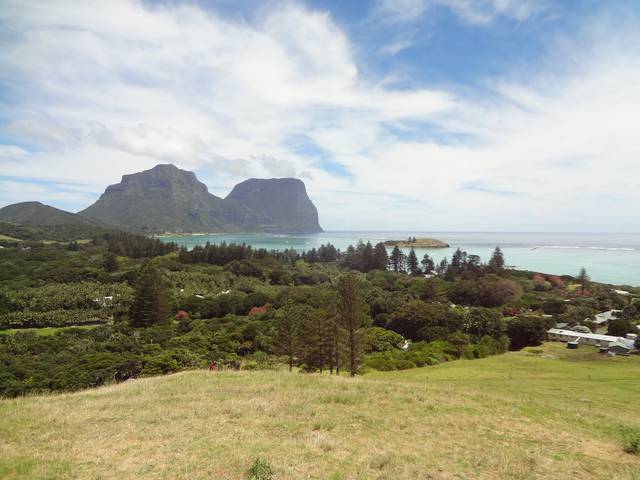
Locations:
384;237;450;248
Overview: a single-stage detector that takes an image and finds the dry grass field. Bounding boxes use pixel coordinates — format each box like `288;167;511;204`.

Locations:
1;343;639;480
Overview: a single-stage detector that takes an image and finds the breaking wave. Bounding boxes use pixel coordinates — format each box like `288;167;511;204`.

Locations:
532;245;636;251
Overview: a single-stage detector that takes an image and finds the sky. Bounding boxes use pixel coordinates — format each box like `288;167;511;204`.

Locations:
1;0;640;232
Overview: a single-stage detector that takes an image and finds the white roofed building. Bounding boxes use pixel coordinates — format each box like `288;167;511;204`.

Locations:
588;309;622;326
547;328;635;348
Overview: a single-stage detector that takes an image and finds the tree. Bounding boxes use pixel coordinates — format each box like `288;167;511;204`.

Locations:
407;248;421;276
450;248;467;272
488;246;505;273
361;241;375;272
389;246;406;273
577;267;590;295
342;245;361;271
506;315;554;350
372;242;389;271
364;327;406;353
447;331;470;357
274;300;304;371
129;262;171;327
607;318;633;337
299;306;333;372
336;274;370;376
317;243;339;262
436;257;448;275
386;300;460;341
103;252;119;272
420;277;447;303
475;274;522;308
464;307;506;340
421;254;435;275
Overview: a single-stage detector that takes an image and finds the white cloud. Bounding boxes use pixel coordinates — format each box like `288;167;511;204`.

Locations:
373;0;548;24
0;1;639;231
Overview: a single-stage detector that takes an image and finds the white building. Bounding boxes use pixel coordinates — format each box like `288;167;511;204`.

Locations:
588;309;622;326
547;328;635;348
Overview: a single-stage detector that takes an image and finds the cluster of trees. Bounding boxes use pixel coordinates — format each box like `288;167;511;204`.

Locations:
0;316;277;396
0;222;108;242
5;282;133;312
388;246;436;275
178;242;301;265
101;232;178;258
383;300;509;346
131;264;372;376
341;241;389;272
299;243;340;263
0;309;110;329
4;232;635;398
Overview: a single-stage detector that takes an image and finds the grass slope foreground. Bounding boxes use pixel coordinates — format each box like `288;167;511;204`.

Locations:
1;344;639;480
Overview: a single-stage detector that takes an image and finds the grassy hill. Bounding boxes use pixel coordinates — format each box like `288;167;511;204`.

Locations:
0;201;111;241
0;202;96;226
1;344;639;479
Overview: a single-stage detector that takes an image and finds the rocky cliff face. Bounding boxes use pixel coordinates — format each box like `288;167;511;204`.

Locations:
226;178;322;234
79;164;322;234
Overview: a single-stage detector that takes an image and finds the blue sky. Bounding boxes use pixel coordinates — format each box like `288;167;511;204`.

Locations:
1;0;640;231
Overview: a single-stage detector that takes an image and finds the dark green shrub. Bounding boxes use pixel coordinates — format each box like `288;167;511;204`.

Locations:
247;458;273;480
623;429;640;455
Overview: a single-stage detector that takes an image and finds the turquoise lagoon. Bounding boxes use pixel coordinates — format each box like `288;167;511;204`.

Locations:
158;231;640;286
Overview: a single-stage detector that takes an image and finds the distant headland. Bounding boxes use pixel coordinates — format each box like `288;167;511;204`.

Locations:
384;237;450;248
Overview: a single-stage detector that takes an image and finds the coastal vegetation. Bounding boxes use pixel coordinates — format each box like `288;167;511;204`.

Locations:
1;231;638;398
0;230;639;479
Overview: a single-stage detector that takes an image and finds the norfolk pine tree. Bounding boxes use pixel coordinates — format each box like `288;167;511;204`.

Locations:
407;248;421;276
488;246;505;273
389;246;406;273
274;300;304;372
372;242;389;271
421;253;435;274
129;262;171;327
336;273;371;376
577;267;590;295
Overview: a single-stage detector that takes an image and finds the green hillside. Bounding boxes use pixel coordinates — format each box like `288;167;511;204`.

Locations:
0;202;94;226
1;343;638;480
0;202;110;241
0;221;109;242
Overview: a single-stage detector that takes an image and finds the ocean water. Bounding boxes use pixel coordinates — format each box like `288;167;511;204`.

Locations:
158;231;640;286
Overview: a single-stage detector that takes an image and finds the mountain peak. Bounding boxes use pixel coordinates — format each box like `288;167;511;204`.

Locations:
76;164;322;234
226;177;322;234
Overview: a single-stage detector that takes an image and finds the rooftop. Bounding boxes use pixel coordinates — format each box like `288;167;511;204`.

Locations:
547;328;634;347
590;309;622;325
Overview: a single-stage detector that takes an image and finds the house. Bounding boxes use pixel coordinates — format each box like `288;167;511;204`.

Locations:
248;306;267;316
608;341;632;355
588;309;622;327
547;328;635;348
248;303;272;316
